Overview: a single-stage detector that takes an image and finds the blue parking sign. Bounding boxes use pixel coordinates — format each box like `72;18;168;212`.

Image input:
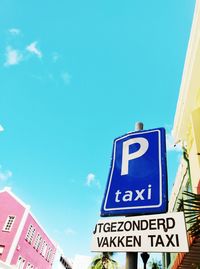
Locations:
101;128;168;216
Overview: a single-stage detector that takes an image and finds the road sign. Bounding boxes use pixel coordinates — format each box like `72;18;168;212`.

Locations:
91;212;189;253
101;128;168;216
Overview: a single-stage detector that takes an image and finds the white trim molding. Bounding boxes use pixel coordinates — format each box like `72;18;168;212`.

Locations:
6;206;30;264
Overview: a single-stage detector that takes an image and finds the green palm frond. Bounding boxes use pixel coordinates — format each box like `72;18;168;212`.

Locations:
89;252;119;269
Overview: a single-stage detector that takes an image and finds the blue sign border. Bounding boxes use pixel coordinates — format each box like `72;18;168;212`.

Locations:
101;128;168;216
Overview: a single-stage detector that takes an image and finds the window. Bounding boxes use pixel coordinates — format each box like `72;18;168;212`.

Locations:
26;263;33;269
3;216;15;232
16;256;22;267
51;252;55;264
25;225;35;244
16;256;26;269
40;240;45;255
25;225;33;241
46;247;52;262
34;234;42;250
42;242;48;257
0;245;5;255
48;248;52;262
30;228;35;244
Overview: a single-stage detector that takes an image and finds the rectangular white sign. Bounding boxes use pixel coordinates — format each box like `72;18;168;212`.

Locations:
91;212;189;253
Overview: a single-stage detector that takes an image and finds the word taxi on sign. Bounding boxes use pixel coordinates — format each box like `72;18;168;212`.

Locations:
101;128;168;216
91;212;189;253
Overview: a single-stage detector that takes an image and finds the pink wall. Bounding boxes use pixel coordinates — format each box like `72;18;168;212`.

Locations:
0;191;25;262
11;213;57;269
0;190;57;269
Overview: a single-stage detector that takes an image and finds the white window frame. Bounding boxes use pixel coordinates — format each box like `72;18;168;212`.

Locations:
46;247;52;262
16;256;22;267
16;256;26;269
25;225;35;244
21;259;26;269
2;215;16;232
25;225;33;242
0;245;5;255
51;252;55;264
40;240;45;255
42;242;47;257
30;227;35;244
34;233;42;250
26;262;34;269
26;262;30;269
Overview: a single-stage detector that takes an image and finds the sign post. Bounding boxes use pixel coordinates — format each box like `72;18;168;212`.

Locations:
126;122;143;269
91;123;188;269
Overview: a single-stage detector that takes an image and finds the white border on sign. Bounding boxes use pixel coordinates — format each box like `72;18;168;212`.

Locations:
91;212;189;253
103;129;163;211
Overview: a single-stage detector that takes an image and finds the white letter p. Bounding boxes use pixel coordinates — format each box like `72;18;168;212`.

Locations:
121;137;149;176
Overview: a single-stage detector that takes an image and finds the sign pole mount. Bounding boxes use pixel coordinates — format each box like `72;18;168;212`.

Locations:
125;121;144;269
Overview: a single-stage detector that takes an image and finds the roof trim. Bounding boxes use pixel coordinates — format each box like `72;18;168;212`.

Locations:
0;187;57;247
0;187;30;210
173;0;200;142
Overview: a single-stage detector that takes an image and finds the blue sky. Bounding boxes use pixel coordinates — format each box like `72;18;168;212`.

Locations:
0;0;196;266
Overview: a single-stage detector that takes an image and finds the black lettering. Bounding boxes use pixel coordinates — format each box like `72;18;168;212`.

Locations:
157;218;166;232
155;235;165;247
133;235;141;247
166;218;175;230
97;237;104;247
148;235;156;247
110;236;117;247
149;219;157;230
176;234;179;247
126;236;133;247
141;220;148;230
124;221;132;231
117;221;124;232
117;236;125;247
111;222;117;232
93;224;97;234
103;223;110;233
166;234;175;247
132;220;140;231
102;237;109;247
97;223;103;233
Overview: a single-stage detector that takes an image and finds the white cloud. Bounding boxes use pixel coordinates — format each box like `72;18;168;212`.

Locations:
86;173;101;188
4;46;23;66
0;125;4;132
86;173;95;186
9;28;21;35
61;72;71;85
166;132;182;152
64;228;76;236
73;255;92;269
0;166;13;181
26;41;42;58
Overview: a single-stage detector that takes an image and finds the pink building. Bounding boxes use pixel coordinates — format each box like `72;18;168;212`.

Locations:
0;188;57;269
